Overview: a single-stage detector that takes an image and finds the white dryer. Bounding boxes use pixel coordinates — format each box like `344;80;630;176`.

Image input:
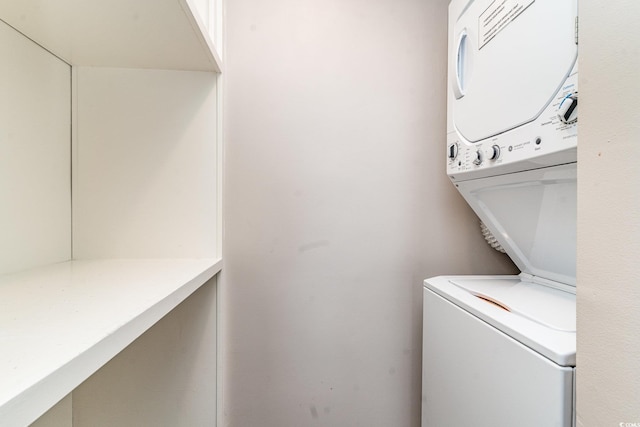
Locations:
422;0;578;426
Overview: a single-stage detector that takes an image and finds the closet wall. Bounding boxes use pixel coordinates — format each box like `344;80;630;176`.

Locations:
222;0;517;425
0;16;70;277
577;0;640;424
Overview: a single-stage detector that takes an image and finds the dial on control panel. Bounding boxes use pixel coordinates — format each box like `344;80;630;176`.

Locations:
448;143;458;160
473;150;483;165
488;145;500;160
474;145;500;165
558;93;578;124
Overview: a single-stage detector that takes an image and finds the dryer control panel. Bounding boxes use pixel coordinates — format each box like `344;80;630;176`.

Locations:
447;64;578;182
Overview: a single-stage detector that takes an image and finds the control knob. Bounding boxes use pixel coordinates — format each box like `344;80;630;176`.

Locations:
474;145;500;166
558;93;578;124
447;143;458;160
487;144;500;161
473;150;483;165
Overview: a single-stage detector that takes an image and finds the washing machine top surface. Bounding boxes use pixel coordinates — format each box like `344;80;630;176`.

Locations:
450;0;578;143
424;274;576;367
450;276;575;332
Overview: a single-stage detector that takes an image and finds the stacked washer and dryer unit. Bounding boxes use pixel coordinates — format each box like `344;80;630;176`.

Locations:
422;0;578;426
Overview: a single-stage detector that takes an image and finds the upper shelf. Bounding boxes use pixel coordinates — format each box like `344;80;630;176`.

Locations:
0;258;222;427
0;0;222;72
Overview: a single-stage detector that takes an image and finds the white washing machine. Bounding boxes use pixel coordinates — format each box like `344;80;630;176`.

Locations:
422;0;578;426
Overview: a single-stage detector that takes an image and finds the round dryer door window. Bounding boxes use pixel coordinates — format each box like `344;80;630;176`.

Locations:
451;0;578;143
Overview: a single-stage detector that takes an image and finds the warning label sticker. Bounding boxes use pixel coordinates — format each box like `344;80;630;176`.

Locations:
479;0;535;49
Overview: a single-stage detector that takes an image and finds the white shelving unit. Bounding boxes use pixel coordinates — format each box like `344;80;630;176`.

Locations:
0;259;222;427
0;0;222;71
0;1;223;426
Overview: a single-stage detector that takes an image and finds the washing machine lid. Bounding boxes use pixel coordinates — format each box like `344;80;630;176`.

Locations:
456;162;577;286
424;275;576;366
451;0;578;143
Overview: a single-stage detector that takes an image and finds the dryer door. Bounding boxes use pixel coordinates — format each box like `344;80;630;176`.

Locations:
450;0;578;143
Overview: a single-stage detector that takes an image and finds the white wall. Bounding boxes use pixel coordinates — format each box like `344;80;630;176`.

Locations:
222;0;516;425
72;279;218;426
0;20;70;276
577;1;640;425
72;67;218;259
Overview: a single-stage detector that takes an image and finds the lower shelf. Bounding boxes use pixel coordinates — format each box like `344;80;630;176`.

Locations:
0;257;222;427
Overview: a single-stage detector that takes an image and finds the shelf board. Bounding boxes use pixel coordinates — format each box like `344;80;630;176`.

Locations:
0;0;222;72
0;258;222;427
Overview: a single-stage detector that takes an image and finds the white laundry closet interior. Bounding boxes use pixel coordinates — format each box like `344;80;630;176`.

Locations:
1;0;639;426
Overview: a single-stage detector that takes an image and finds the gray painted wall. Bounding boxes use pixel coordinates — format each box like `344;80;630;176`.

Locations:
577;0;640;425
221;0;516;425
